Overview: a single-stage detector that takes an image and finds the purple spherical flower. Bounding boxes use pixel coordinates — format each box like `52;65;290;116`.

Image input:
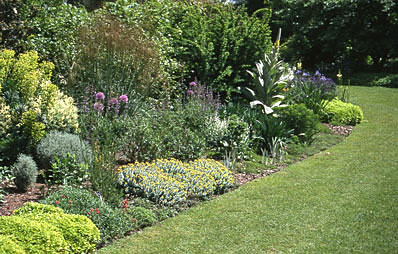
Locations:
96;92;105;100
119;94;128;103
109;97;119;105
189;81;197;87
93;102;104;112
187;89;194;95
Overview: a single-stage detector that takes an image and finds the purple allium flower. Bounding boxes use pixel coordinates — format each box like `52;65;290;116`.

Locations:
187;89;194;95
109;97;119;105
96;92;105;100
93;102;104;112
119;94;128;103
189;81;197;87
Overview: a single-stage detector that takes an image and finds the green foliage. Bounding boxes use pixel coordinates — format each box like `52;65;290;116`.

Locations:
36;131;92;169
0;235;26;254
0;216;68;254
0;49;79;154
105;0;273;100
253;114;293;164
125;206;157;229
0;0;27;53
47;153;89;187
118;158;235;206
41;186;136;245
323;99;364;126
277;104;321;143
0;97;12;137
285;71;337;116
270;0;398;71
13;202;100;254
11;154;38;192
23;2;90;78
213;114;250;166
370;74;398;88
240;47;288;114
66;13;167;100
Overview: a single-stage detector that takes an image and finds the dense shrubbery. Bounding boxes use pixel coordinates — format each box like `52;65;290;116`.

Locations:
0;49;78;163
42;186;154;245
104;0;273;100
14;202;100;253
0;202;100;253
36;131;92;169
277;104;321;144
268;0;398;72
323;99;364;126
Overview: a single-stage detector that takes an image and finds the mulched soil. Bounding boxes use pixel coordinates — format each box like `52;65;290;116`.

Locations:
0;123;354;216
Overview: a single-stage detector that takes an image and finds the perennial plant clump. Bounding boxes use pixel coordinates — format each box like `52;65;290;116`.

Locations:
118;158;235;206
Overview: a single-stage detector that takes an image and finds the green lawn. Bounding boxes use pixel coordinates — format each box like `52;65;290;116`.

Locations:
98;86;398;254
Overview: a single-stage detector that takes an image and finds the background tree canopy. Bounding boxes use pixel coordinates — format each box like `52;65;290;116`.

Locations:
237;0;398;73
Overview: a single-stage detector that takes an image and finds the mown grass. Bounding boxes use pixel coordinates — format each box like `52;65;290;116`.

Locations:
97;86;398;253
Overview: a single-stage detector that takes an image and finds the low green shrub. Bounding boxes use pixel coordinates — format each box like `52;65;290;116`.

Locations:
277;103;321;143
118;158;235;206
370;74;398;88
47;153;89;187
125;206;157;228
0;235;26;254
41;186;136;245
36;130;92;169
11;154;38;192
14;202;100;254
323;99;364;126
0;216;68;254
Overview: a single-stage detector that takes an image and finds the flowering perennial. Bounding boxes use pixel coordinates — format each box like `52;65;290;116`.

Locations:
118;158;234;206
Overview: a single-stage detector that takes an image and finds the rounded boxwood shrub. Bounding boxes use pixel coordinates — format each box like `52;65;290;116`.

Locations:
277;103;321;143
11;154;38;192
0;216;68;254
0;235;26;254
36;131;93;169
323;99;364;126
41;186;138;245
14;202;100;254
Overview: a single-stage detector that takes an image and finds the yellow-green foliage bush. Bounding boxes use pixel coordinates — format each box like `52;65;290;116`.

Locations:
324;99;364;126
0;49;78;144
0;235;26;254
13;202;100;254
118;158;235;206
0;97;11;136
0;216;69;254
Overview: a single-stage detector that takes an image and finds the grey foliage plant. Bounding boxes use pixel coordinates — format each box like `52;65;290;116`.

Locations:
12;154;38;192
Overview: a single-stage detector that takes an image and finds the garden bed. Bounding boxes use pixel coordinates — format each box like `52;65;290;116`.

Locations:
0;123;353;217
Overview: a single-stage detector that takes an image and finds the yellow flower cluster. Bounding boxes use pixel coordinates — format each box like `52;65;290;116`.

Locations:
118;158;235;206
